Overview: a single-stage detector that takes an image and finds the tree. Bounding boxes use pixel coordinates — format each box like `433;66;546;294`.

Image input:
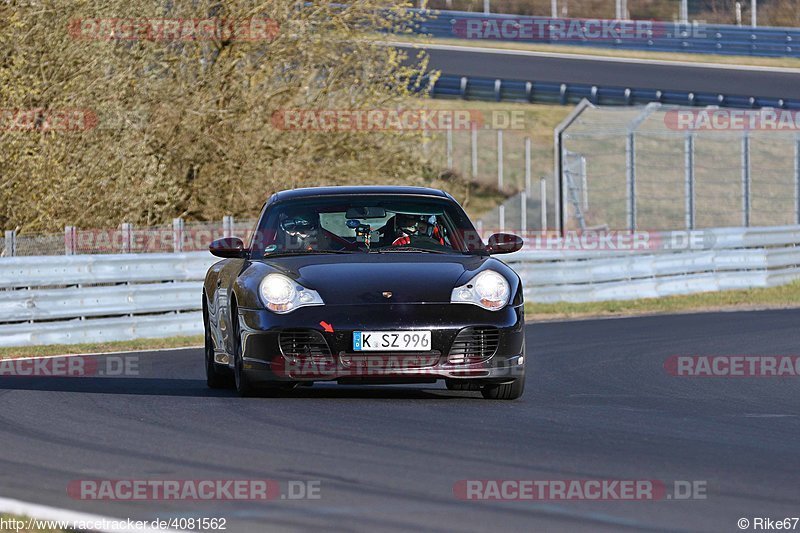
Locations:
0;0;434;232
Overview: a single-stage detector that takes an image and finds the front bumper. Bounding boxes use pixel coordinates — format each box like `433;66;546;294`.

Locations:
236;303;525;384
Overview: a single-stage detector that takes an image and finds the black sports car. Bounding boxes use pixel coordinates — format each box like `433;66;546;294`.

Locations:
203;186;526;399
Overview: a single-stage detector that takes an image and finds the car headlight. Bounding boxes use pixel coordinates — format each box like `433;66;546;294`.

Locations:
451;270;511;311
259;273;324;314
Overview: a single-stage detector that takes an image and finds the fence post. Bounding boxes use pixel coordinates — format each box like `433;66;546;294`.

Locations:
223;215;234;238
684;132;695;230
742;133;751;227
173;218;184;253
121;223;132;253
471;123;478;179
476;219;483;241
551;0;557;18
64;226;76;255
4;230;16;257
625;131;636;231
580;155;588;210
520;192;527;233
497;129;504;190
499;204;505;233
795;134;800;225
751;0;757;27
446;124;453;169
540;177;547;230
483;0;490;13
524;137;532;198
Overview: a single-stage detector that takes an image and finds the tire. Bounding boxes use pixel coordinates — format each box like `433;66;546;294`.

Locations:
232;313;257;397
481;375;525;400
205;315;232;389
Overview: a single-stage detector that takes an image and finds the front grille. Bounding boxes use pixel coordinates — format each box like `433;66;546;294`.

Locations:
339;352;441;369
447;327;500;364
279;329;333;363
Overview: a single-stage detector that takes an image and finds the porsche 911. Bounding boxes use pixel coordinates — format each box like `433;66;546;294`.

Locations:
203;186;526;399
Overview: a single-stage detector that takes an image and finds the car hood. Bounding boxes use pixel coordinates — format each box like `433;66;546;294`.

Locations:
257;253;489;304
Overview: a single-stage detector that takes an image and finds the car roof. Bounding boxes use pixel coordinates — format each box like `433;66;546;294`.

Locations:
270;186;451;204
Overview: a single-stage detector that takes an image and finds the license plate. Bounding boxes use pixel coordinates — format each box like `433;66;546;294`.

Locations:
353;331;431;351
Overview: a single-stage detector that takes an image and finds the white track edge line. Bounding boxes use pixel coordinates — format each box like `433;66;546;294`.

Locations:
0;496;177;533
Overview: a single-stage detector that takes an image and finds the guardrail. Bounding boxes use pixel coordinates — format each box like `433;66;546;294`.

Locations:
2;225;800;347
428;73;800;110
410;9;800;58
506;225;800;303
0;253;217;347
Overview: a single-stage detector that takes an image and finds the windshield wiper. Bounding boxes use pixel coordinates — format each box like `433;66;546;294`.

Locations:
369;247;448;254
263;250;360;258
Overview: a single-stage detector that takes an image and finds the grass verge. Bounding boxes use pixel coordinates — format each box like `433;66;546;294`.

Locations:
526;280;800;321
0;335;203;360
0;514;70;532
395;35;800;70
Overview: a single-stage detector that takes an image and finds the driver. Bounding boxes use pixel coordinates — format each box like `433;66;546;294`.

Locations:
390;214;446;247
279;209;331;251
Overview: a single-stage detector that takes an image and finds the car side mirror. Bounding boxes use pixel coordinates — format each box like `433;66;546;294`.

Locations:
486;233;523;255
209;237;247;258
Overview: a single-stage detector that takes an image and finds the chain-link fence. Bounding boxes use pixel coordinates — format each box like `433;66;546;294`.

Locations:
424;0;791;27
557;102;800;232
1;218;258;257
421;125;553;232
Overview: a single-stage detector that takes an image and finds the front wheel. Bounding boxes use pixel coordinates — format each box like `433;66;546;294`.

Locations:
232;315;257;397
481;375;525;400
205;320;232;389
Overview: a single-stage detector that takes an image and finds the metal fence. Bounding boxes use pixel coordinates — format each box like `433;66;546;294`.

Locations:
2;224;800;346
1;217;257;258
421;125;553;230
427;73;800;111
511;225;800;302
409;8;800;58
0;252;216;347
555;101;800;233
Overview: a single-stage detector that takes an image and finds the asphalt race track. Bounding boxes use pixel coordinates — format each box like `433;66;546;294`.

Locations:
400;43;800;101
1;309;799;532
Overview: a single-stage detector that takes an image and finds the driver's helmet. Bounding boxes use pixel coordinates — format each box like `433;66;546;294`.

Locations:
280;210;320;242
395;213;431;236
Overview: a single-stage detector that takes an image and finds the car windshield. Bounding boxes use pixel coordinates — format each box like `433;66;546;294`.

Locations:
250;195;484;258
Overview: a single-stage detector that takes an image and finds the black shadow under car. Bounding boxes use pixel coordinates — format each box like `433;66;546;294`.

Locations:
203;186;526;399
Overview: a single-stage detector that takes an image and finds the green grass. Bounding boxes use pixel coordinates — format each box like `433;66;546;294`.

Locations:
0;335;203;360
526;280;800;320
0;514;72;532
